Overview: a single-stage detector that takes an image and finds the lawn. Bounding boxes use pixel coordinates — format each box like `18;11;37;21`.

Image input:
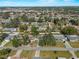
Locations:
4;41;13;47
9;50;17;56
0;49;12;59
41;41;64;48
30;40;38;47
54;41;64;48
69;41;79;48
75;51;79;57
20;50;35;59
40;51;72;59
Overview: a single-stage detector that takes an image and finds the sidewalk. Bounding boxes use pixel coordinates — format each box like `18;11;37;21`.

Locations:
63;38;77;58
34;38;40;57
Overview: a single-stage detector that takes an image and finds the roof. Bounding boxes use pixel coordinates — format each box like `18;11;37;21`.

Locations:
4;28;17;31
53;35;66;40
66;35;79;40
5;35;14;40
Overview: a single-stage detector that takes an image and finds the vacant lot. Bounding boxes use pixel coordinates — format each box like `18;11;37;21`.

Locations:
54;41;64;48
75;51;79;57
41;41;64;48
20;50;35;59
69;41;79;48
4;41;13;47
9;50;17;56
40;51;72;59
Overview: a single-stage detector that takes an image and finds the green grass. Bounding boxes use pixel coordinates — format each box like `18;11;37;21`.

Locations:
9;50;17;56
54;41;64;48
4;41;13;47
41;41;64;48
75;51;79;57
40;51;72;59
20;50;35;59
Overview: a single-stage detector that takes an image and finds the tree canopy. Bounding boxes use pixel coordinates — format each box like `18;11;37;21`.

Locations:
39;33;56;46
61;26;78;35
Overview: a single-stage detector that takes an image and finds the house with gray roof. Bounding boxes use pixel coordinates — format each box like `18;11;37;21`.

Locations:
53;35;66;41
66;35;79;42
3;28;17;32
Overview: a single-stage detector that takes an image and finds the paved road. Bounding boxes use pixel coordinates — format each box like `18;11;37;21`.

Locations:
63;38;77;58
15;49;23;57
65;41;77;58
1;46;79;51
34;38;40;57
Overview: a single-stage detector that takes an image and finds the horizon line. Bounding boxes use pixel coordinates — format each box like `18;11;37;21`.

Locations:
0;6;79;7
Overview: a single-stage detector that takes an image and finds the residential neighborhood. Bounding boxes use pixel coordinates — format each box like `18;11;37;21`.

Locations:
0;7;79;59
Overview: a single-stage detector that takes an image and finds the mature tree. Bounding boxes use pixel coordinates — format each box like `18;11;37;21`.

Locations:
61;26;78;35
19;24;28;32
44;16;52;22
75;19;79;26
0;33;8;44
22;34;30;45
70;19;79;26
0;48;11;59
39;33;56;46
1;48;11;54
10;18;20;28
76;20;79;25
31;26;39;36
53;18;59;25
29;18;35;22
19;15;28;22
12;37;21;47
37;17;43;22
69;19;77;25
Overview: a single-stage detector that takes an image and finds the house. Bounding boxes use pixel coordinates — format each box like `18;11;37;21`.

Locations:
5;35;14;40
1;19;11;24
3;28;17;32
53;35;66;41
66;35;79;42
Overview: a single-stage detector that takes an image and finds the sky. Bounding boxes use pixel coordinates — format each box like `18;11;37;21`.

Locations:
0;0;79;6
